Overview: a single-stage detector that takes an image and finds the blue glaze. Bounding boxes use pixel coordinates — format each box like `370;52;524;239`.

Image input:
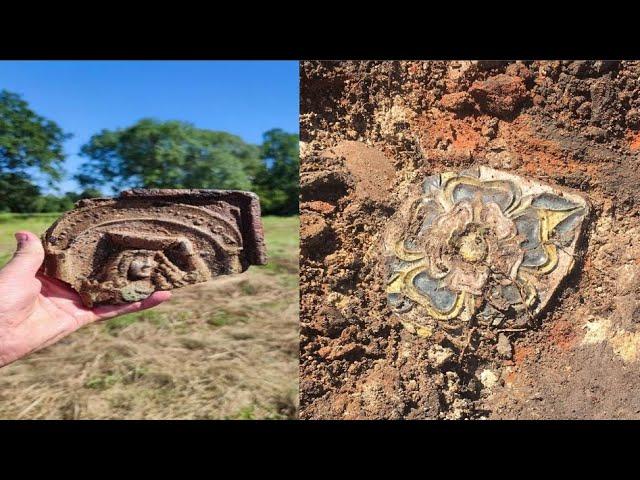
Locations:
531;193;579;211
500;284;521;304
452;183;513;212
522;244;548;267
413;271;458;311
552;209;585;236
422;175;441;193
388;259;416;279
514;212;541;249
418;200;444;231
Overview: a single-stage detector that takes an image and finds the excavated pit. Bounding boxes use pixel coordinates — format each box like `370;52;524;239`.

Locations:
300;60;640;420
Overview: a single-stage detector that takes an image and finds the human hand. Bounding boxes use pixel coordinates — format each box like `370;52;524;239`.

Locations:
0;231;171;368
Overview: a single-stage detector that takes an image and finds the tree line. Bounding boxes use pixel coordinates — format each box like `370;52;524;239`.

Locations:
0;90;299;215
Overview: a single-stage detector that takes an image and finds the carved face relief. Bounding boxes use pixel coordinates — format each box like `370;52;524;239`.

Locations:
42;189;267;307
383;166;590;339
128;252;157;279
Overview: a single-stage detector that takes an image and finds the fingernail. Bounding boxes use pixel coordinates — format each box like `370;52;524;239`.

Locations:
15;233;28;248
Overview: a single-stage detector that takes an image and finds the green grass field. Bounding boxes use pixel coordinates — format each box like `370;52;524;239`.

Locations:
0;213;61;265
0;213;299;419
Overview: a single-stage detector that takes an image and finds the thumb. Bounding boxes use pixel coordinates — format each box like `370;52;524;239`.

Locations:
1;231;45;278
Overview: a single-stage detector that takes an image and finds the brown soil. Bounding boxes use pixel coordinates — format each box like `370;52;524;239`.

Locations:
299;60;640;419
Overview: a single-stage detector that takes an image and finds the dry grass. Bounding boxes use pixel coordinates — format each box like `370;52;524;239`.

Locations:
0;215;299;419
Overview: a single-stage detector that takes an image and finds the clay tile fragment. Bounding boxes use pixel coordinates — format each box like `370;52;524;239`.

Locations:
42;189;266;307
383;166;590;344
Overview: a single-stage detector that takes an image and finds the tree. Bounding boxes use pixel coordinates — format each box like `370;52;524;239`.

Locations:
0;90;70;212
31;194;74;213
77;119;261;192
0;180;102;213
64;188;103;203
254;129;299;215
0;172;43;213
0;90;70;183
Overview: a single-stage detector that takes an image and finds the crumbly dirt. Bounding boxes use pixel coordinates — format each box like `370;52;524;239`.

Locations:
299;60;640;419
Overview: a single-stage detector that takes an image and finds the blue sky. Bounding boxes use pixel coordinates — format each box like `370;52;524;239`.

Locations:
0;60;299;193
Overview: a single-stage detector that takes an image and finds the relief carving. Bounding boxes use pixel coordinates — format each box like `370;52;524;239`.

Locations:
42;189;266;307
383;166;590;343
